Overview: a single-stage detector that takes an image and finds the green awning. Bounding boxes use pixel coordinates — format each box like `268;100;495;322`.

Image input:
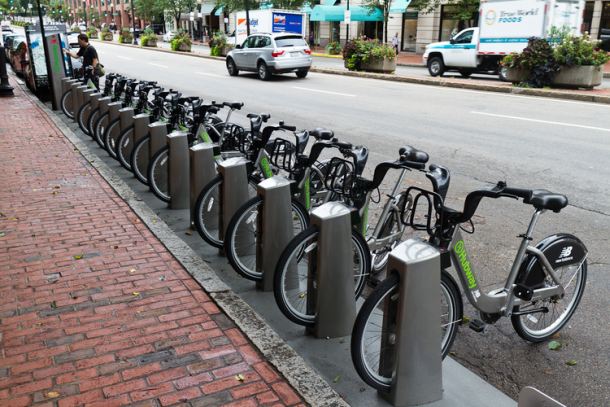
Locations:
389;0;413;13
213;6;223;16
310;5;383;22
200;3;215;15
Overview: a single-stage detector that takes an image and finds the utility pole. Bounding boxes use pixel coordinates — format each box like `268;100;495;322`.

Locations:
130;0;136;44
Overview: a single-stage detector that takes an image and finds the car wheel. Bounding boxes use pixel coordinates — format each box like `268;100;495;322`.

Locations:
295;69;308;78
257;61;272;81
226;58;239;76
427;56;445;77
498;66;509;82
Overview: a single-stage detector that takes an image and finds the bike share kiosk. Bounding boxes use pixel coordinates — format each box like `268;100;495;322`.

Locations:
189;143;216;227
380;239;443;406
307;202;357;338
256;176;294;291
217;157;251;255
166;131;189;209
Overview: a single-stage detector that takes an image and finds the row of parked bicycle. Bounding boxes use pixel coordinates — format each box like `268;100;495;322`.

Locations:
60;73;588;392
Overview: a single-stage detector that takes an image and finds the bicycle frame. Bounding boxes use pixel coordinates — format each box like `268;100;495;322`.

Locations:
447;209;580;317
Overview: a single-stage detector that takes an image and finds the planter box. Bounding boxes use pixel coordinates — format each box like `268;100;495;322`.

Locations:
553;65;603;89
143;38;157;47
361;58;396;74
178;43;191;52
504;67;529;83
101;33;113;41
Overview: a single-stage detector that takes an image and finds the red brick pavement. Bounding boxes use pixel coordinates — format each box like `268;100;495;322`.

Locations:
0;80;304;406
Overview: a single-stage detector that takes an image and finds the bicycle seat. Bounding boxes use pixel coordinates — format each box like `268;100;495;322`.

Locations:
426;164;451;201
295;131;309;154
249;115;265;134
529;190;568;212
247;113;271;122
399;145;429;164
310;128;334;140
225;102;244;110
352;146;369;175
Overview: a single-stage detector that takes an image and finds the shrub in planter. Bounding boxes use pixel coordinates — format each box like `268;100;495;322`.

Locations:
500;37;558;88
70;25;81;33
118;28;133;44
170;31;191;52
342;38;396;73
140;28;157;47
87;27;98;39
326;41;342;55
553;33;609;88
209;31;234;56
100;27;114;41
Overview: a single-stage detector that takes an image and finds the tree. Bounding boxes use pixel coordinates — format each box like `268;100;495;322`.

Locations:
134;0;163;24
158;0;195;31
411;0;479;27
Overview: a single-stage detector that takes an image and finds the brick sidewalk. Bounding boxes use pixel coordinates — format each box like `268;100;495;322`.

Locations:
0;80;303;407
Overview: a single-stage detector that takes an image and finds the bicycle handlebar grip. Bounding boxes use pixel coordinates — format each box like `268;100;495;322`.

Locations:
335;141;353;149
502;186;532;201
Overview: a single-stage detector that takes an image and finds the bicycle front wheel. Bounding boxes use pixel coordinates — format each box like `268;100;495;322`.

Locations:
87;108;100;138
104;118;120;159
61;89;74;119
511;260;587;342
148;146;170;203
131;135;150;185
77;102;92;136
350;270;462;392
93;112;109;148
117;126;135;171
273;226;370;327
225;197;309;281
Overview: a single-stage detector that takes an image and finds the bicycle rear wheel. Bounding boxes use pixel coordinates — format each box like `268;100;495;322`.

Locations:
224;197;309;281
117;126;135;171
61;89;74;119
273;226;370;327
131;135;150;185
511;260;587;342
148;146;170;202
350;271;462;392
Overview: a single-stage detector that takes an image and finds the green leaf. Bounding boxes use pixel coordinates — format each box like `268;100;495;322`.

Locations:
73;254;83;260
566;360;577;366
548;340;562;351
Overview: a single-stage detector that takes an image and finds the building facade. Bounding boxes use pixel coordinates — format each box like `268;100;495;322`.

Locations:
67;0;141;31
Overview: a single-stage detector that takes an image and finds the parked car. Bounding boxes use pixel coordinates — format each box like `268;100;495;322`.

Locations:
226;33;312;80
162;31;176;42
9;38;28;76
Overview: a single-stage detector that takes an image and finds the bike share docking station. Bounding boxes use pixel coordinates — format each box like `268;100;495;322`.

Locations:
257;176;294;291
218;157;251;255
307;202;357;338
80;88;96;126
189;143;216;227
71;84;88;120
148;121;169;165
166;131;189;209
118;106;135;142
381;239;443;407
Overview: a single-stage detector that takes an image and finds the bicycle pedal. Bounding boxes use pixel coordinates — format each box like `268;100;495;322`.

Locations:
469;319;486;333
514;284;534;301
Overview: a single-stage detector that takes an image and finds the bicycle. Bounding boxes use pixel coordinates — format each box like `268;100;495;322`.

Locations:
351;178;587;392
75;67;105;136
93;76;130;153
272;145;430;326
85;73;120;140
223;128;336;280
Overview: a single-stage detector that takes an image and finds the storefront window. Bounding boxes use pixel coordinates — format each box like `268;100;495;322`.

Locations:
582;1;594;34
439;5;478;41
402;10;418;51
330;21;340;42
600;2;610;37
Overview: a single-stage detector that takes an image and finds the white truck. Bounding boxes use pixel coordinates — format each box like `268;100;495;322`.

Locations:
422;0;584;79
228;9;306;46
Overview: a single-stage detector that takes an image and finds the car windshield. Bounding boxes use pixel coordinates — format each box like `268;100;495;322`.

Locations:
274;36;307;48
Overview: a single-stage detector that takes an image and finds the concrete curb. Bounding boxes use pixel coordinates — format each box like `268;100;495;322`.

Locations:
21;81;348;407
94;40;610;104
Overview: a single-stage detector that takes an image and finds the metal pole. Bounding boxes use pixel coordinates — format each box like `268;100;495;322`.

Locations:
346;0;349;42
83;0;87;29
130;0;136;44
36;0;57;109
0;46;15;96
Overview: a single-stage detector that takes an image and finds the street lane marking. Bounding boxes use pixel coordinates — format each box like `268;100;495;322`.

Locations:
149;63;168;69
472;111;610;133
117;55;133;60
195;71;224;78
292;86;356;97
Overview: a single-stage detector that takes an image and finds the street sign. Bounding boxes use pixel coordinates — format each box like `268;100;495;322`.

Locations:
344;10;351;24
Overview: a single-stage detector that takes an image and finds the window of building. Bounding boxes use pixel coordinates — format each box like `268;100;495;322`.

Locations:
330;21;340;42
600;1;610;38
439;5;478;41
582;1;594;34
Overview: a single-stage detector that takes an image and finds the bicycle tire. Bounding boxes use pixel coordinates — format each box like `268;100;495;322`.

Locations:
224;197;309;281
511;260;587;342
116;125;135;171
104;118;121;159
273;226;370;327
148;146;170;202
77;102;92;136
61;89;75;119
131;135;150;185
350;270;462;392
87;107;100;139
93;112;109;148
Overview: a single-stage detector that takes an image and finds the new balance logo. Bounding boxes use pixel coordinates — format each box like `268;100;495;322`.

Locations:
559;246;573;258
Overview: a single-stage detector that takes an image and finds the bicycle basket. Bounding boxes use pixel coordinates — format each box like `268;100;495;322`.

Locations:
221;124;246;152
269;138;297;172
324;157;356;198
401;186;444;237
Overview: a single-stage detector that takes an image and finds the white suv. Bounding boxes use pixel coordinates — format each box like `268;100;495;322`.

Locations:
226;33;312;81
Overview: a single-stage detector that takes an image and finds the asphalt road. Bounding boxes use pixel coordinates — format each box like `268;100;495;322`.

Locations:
80;41;610;406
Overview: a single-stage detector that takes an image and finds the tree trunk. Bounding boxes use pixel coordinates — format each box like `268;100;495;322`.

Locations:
383;10;388;44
